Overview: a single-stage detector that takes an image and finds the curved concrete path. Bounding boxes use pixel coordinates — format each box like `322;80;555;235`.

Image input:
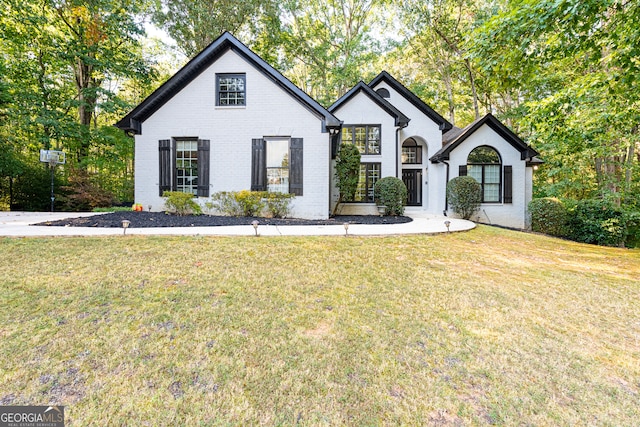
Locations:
0;211;475;237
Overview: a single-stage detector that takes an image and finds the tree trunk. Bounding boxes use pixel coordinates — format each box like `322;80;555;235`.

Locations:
464;58;480;120
74;56;99;164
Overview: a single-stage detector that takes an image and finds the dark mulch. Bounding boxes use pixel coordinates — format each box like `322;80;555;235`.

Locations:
33;211;413;228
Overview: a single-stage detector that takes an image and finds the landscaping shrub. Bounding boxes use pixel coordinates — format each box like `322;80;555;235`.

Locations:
209;191;242;216
528;197;568;236
446;176;482;220
210;190;283;217
565;199;626;247
235;190;265;216
9;163;56;211
162;191;202;216
374;176;407;215
59;168;116;211
264;192;294;218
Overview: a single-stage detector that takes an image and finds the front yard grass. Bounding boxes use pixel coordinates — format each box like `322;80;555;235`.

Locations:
1;226;639;425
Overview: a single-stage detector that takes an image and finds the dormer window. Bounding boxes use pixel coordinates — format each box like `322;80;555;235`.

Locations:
216;73;246;106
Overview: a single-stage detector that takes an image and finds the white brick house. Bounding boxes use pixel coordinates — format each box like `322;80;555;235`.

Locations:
116;32;540;229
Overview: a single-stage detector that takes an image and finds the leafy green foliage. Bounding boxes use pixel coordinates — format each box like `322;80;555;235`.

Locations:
152;0;278;57
446;176;482;220
565;199;627;247
234;190;265;217
9;163;57;211
528;197;568;237
209;191;293;218
373;176;407;216
334;143;361;204
624;210;640;248
162;191;202;216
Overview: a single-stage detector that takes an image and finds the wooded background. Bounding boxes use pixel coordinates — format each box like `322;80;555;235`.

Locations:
1;0;638;212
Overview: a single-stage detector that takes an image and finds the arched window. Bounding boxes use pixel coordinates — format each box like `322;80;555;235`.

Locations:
467;146;501;202
402;138;422;164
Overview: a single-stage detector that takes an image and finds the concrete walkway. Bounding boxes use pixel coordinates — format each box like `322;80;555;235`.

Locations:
0;211;475;237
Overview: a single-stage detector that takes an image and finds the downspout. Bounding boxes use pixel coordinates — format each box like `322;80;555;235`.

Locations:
395;124;407;177
442;160;450;216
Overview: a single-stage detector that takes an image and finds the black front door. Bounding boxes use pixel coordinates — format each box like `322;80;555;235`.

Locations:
402;169;422;206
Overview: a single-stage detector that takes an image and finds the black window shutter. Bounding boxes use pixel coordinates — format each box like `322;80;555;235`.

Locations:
197;139;210;197
251;138;266;191
158;139;172;196
504;165;513;203
289;138;303;196
459;165;468;176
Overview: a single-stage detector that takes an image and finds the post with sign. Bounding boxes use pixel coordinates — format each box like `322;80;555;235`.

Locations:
39;150;66;212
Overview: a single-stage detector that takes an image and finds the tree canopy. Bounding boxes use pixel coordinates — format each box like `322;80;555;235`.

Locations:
1;0;638;212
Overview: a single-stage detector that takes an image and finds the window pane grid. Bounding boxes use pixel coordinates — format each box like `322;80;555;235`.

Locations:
467;146;501;203
217;75;246;106
342;125;381;155
176;140;198;194
355;163;380;202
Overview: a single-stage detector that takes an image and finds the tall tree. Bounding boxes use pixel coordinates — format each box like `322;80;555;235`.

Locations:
470;0;640;205
278;0;382;106
397;0;486;125
152;0;279;57
53;0;151;165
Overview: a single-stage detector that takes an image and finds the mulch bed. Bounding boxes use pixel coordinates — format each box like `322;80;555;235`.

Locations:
34;211;413;228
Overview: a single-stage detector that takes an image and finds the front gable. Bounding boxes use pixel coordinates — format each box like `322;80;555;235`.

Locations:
368;71;452;133
430;114;539;163
328;81;409;127
116;32;340;135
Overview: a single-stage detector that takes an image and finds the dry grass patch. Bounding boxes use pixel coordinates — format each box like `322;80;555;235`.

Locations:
0;226;639;425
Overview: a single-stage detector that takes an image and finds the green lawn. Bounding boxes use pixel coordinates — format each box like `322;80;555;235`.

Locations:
1;226;639;425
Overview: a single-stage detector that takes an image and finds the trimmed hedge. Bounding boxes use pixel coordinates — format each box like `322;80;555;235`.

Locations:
528;197;639;248
446;176;482;220
374;176;407;216
528;197;567;237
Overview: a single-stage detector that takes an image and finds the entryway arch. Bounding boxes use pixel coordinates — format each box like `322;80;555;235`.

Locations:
401;136;428;207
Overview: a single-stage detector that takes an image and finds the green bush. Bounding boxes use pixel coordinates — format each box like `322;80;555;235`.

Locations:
335;143;361;203
209;191;243;216
528;197;568;236
162;191;202;216
10;163;59;211
264;192;294;218
565;199;626;247
235;190;265;216
210;190;284;217
446;176;482;220
374;176;407;216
